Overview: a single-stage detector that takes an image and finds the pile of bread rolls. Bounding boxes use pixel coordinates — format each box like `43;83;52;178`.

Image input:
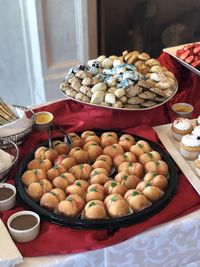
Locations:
60;50;177;109
21;131;169;220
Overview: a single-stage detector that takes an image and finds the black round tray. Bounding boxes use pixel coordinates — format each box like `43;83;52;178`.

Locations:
16;131;178;230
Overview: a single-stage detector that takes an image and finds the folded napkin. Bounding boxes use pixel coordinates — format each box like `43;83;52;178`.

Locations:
0;149;14;172
0;106;31;137
0;219;23;267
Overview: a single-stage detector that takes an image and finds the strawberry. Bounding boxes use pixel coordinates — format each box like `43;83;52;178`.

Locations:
185;55;194;64
193;46;200;54
179;50;190;60
191;60;200;68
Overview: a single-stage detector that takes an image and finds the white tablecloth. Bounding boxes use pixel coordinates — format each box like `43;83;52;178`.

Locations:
15;209;200;267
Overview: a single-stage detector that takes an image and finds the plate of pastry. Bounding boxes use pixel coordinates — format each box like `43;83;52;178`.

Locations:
60;50;178;111
16;130;178;229
163;42;200;76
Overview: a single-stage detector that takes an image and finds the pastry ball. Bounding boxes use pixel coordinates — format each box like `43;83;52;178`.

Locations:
34;146;59;163
130;140;152;157
101;132;118;139
52;140;70;154
143;172;168;190
57;156;77;170
104;194;130;218
103;143;124;158
47;164;67;182
124;189;150;212
69;147;89;164
100;136;118;148
84;134;100;144
81;130;96;140
139;151;161;166
74;179;90;191
52;174;69;190
84;200;107;219
83;141;99;150
142;185;164;202
69;163;92;180
114;172;140;189
27;158;52;171
85;184;105;202
85;144;103;162
118;162;144;178
66;183;86;198
68;133;84;148
22;168;47;186
66;194;85;213
92;160;111;173
58;199;79;218
144;160;169;176
118;134;136;151
40;192;59;212
96;155;113;166
104;180;127;196
113;152;137;168
27;179;53;201
50;188;66;201
90;168;109;184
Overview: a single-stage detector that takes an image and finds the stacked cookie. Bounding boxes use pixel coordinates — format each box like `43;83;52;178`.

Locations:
60;50;177;110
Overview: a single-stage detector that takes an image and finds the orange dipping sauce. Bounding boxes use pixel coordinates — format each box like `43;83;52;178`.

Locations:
172;105;193;113
35;112;53;124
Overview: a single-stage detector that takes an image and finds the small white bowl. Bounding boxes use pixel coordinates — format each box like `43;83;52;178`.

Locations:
7;211;40;243
0;183;16;211
34;111;54;131
171;102;194;118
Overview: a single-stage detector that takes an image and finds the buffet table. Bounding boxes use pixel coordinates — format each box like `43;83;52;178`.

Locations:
1;52;200;267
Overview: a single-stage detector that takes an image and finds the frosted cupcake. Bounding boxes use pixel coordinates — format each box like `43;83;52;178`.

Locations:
192;125;200;136
180;134;200;160
171;117;193;141
194;154;200;177
196;116;200;126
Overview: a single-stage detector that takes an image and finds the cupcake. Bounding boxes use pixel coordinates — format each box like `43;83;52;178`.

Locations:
180;134;200;160
171;117;193;141
192;125;200;136
194;154;200;177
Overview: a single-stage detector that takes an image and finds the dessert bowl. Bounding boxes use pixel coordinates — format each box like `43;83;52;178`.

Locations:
0;183;16;211
171;102;194;118
34;111;54;131
7;210;40;243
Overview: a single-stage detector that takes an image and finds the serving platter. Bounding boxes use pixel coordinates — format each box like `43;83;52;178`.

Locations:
16;131;178;230
61;83;178;111
163;43;200;76
154;119;200;195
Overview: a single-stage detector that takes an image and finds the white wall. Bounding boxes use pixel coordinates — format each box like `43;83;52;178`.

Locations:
0;0;97;106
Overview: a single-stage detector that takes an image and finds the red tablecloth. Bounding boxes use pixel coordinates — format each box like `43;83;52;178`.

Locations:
1;52;200;257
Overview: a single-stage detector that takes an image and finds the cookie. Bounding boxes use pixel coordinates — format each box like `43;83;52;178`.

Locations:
127;96;145;105
138;91;156;100
125;85;143;97
140;100;157;108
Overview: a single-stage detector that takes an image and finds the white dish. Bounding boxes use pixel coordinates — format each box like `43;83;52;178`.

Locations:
153;119;200;195
163;42;200;76
61;80;178;111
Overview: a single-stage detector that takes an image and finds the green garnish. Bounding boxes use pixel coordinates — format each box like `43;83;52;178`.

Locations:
89;188;96;192
145;182;151;188
67;197;72;202
53;165;59;169
45;147;49;151
125;137;130;141
60;174;66;178
128;162;133;167
123;154;128;159
79;164;84;169
111;196;117;202
108;134;113;137
148;152;153;158
39;159;43;164
132;191;139;197
33;169;38;175
92;170;98;176
89;201;96;207
155;161;160;166
76;182;81;187
153;173;157;177
111;182;117;187
137;143;143;148
112;145;117;149
123;175;128;180
50;191;56;196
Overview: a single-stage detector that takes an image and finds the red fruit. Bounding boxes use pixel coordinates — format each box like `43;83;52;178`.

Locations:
191;60;200;68
193;46;200;54
185;55;194;64
176;48;185;56
183;44;195;50
179;50;190;60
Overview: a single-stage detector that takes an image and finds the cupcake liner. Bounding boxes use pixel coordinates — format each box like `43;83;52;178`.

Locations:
180;147;199;160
